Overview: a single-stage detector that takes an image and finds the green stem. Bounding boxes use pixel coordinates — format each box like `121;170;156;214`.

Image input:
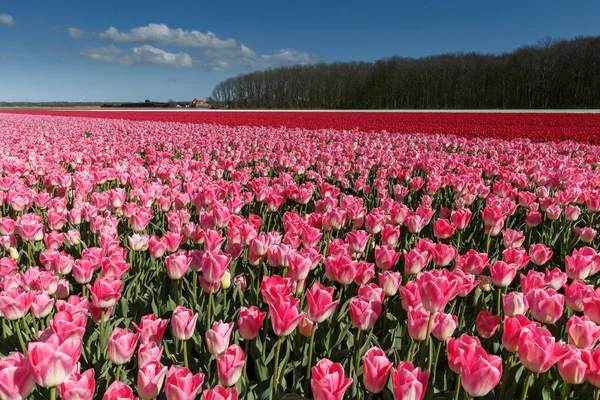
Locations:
432;341;443;382
50;387;56;400
497;287;503;317
243;339;250;384
594;388;600;400
272;336;283;399
223;286;227;314
520;370;533;400
499;353;513;400
354;330;365;375
183;340;189;369
193;271;197;300
485;231;491;254
456;230;462;253
408;340;416;364
207;287;213;327
15;320;27;355
304;323;318;395
262;314;271;359
115;364;122;382
99;309;105;358
419;312;434;369
453;375;461;400
177;279;183;306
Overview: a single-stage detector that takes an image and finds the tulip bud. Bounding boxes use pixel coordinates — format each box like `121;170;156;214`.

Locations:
8;247;18;260
221;270;231;289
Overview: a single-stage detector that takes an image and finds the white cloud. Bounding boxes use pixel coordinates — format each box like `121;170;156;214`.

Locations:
79;45;193;68
0;13;14;25
68;23;317;70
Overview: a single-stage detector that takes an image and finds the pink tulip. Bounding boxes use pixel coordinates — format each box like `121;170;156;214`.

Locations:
306;283;339;323
408;306;435;341
526;288;564;324
461;353;502;397
87;277;123;308
529;243;553;266
502;315;537;353
133;314;169;345
31;290;55;319
260;275;292;305
346;230;370;254
566;253;594;281
0;353;36;400
451;209;472;230
432;312;458;341
362;347;392;393
431;243;456;267
456;250;488;275
584;291;600;324
165;366;205;400
402;249;429;275
103;381;138;400
567;315;600;349
202;386;238;400
201;251;231;284
416;270;459;313
216;344;245;387
137;360;168;400
518;326;570;373
566;280;595;312
489;261;517;288
206;321;234;355
349;296;382;331
172;306;198;341
108;327;140;365
378;271;401;297
544;267;567;290
433;218;455;239
446;334;484;374
269;294;305;336
374;245;400;270
0;288;35;320
558;346;588;385
502;229;525;248
237;306;266;340
165;251;191;280
27;333;82;387
311;359;353;400
138;343;164;368
502;292;528;317
57;368;95;400
399;281;422;311
391;361;429;400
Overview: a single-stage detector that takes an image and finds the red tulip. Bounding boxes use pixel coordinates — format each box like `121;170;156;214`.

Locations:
165;366;204;400
137;360;168;400
311;359;353;400
391;361;429;400
362;347;392;393
206;321;234;355
0;353;35;400
306;283;339;323
216;344;245;387
475;311;500;339
57;368;95;400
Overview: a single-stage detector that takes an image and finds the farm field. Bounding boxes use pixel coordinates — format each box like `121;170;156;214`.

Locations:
3;109;600;143
0;111;600;399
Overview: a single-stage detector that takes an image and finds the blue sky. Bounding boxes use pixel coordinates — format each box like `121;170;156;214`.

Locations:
0;0;599;102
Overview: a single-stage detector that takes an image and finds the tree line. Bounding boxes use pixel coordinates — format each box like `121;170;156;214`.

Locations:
208;36;600;109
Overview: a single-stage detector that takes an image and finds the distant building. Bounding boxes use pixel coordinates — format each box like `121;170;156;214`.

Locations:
190;98;209;108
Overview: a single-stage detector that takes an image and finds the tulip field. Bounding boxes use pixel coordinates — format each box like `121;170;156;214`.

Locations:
2;111;600;400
